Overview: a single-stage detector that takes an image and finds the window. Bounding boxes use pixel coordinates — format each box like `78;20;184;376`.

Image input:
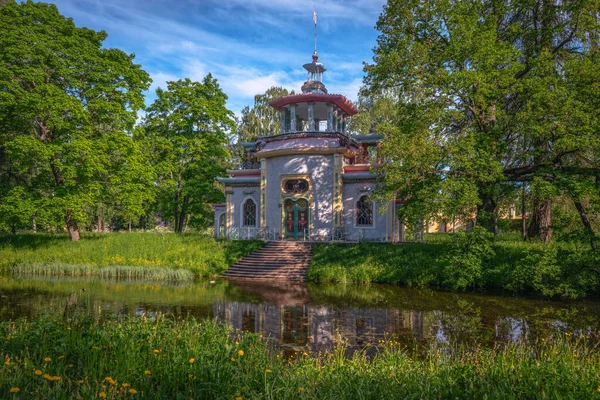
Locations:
242;199;256;226
356;196;373;226
283;179;309;194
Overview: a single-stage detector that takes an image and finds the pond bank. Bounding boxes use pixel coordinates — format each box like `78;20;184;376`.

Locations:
1;314;599;399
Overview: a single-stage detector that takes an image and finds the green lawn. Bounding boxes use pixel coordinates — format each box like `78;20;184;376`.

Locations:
308;233;600;299
0;233;264;279
1;313;599;399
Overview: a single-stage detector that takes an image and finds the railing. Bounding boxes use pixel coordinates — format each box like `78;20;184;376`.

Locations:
239;160;261;170
224;227;388;243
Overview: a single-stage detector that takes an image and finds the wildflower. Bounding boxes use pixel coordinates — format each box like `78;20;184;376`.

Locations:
35;369;43;375
144;370;151;375
44;357;51;362
236;397;243;400
92;346;99;350
104;377;116;385
231;357;235;362
153;349;160;354
10;388;20;393
78;380;84;384
238;350;244;357
298;387;304;393
43;373;52;380
58;355;65;360
122;383;130;388
265;369;272;373
67;327;71;330
99;392;107;398
128;388;137;394
189;358;195;364
4;357;10;365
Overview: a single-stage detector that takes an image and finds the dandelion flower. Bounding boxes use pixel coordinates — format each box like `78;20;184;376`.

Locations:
128;388;137;394
189;358;195;364
35;369;43;375
236;397;243;400
58;355;65;360
104;377;116;385
77;380;84;384
144;370;151;375
9;388;20;393
4;357;10;365
99;392;107;398
43;373;52;380
122;383;130;388
44;357;51;362
231;357;235;362
153;349;160;354
298;387;304;393
265;369;272;373
237;350;244;356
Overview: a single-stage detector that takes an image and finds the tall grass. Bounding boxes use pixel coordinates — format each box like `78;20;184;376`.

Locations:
0;232;264;278
1;313;599;399
10;264;194;281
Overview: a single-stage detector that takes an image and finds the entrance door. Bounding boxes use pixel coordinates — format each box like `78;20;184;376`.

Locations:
284;199;309;240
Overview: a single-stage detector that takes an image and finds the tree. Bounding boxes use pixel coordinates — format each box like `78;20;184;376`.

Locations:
0;1;151;240
233;86;293;165
144;77;234;232
364;0;600;245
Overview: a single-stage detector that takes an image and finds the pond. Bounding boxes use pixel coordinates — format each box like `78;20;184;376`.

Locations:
1;275;599;357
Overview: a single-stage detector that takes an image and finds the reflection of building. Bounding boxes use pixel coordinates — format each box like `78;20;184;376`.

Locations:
214;47;403;242
214;301;433;356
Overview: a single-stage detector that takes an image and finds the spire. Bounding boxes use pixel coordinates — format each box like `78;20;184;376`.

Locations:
302;10;327;94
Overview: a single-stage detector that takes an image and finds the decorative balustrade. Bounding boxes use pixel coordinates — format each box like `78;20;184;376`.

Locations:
224;227;388;243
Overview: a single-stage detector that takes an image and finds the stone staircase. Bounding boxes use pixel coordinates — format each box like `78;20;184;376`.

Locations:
222;241;312;282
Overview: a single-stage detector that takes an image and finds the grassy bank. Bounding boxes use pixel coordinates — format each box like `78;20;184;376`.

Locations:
0;233;264;278
1;314;599;399
308;232;600;299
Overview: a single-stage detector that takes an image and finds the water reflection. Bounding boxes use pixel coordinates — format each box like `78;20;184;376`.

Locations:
1;275;599;356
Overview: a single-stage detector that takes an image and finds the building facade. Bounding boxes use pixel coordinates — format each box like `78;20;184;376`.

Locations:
214;51;404;242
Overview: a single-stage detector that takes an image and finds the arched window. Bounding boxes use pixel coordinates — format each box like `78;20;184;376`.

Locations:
242;198;257;226
356;196;373;226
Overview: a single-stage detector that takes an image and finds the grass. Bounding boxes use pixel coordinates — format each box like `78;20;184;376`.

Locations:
308;232;600;299
1;313;599;399
0;232;264;278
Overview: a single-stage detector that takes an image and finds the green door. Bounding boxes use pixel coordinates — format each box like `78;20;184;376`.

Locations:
284;199;309;239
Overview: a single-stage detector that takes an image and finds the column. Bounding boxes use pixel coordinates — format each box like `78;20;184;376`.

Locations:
327;104;333;132
308;103;315;131
290;104;297;132
342;115;347;134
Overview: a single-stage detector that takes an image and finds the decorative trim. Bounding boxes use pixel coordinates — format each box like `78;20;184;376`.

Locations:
260;159;267;228
229;183;260;188
256;147;354;159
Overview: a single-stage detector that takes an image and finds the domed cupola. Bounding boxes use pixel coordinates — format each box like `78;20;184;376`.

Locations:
301;51;327;94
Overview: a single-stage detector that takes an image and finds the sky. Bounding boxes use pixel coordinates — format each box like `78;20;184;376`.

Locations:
45;0;387;118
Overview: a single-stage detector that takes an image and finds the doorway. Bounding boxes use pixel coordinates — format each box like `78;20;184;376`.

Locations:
284;198;309;240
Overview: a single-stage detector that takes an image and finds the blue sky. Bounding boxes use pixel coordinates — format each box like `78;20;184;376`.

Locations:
46;0;386;118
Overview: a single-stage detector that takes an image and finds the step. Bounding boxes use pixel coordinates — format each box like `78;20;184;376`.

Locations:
226;267;309;274
233;261;309;267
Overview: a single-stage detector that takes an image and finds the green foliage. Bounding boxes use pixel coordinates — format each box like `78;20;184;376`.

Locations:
0;1;152;239
309;233;599;298
1;314;600;399
442;227;495;291
143;77;234;232
364;0;600;241
0;232;264;277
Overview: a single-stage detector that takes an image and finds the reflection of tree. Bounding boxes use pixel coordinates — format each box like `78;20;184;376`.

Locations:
435;300;492;350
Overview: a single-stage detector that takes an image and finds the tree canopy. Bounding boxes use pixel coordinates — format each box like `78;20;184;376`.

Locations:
364;0;600;248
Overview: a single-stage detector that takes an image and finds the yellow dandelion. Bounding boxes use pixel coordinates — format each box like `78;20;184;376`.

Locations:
236;397;243;400
237;350;244;357
231;357;236;362
10;387;20;393
153;349;160;354
50;376;62;381
99;392;107;398
44;357;51;362
4;357;10;365
77;380;84;384
58;355;65;360
144;370;151;375
104;377;116;385
298;387;304;393
265;369;272;373
189;358;195;364
128;388;137;394
35;369;42;376
122;383;130;388
43;373;52;380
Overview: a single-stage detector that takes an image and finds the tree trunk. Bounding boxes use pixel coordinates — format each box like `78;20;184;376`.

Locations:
574;200;597;251
527;199;551;242
97;210;103;233
32;213;37;233
66;210;80;241
128;222;132;232
521;183;527;240
476;192;497;234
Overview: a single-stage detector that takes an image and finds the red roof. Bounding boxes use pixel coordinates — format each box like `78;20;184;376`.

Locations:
269;93;358;116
